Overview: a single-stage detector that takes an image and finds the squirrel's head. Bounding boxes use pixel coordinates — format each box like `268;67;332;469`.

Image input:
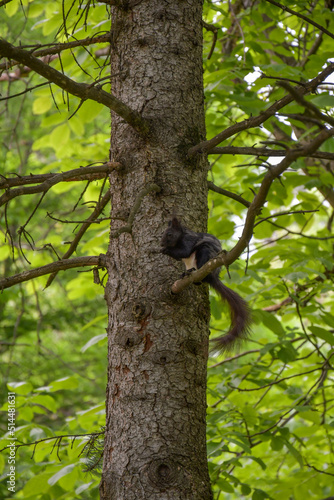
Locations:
161;217;183;249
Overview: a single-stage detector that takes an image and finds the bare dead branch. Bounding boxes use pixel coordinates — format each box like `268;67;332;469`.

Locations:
0;39;149;136
43;183;161;288
0;162;120;205
209;349;261;367
0;35;110;75
0;56;58;81
0;431;104;453
0;164;117;187
46;213;124;224
0;255;106;291
188;62;334;155
29;33;110;59
202;21;217;34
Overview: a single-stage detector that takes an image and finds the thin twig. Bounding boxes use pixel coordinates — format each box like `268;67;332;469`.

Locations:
264;0;334;41
208;146;334;160
0;431;104;453
44;189;112;288
208;181;251;208
253;209;319;227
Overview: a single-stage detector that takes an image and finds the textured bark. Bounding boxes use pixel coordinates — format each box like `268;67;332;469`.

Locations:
100;1;212;499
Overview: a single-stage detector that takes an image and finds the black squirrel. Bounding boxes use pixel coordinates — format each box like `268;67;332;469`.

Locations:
161;217;251;352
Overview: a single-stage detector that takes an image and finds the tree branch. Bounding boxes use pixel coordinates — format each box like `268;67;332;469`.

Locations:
264;0;334;41
43;183;160;288
0;33;111;73
0;431;104;453
0;39;149;136
188;62;334;155
208;181;251;208
0;255;106;291
172;127;334;294
254;209;319;228
20;33;111;59
230;366;323;392
0;163;121;203
277;80;334;127
202;21;219;60
208;146;334;160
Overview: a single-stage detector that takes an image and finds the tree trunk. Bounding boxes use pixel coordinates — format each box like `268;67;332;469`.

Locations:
100;1;212;498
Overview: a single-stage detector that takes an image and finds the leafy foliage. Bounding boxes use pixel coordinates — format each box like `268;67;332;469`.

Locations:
0;1;110;498
0;0;334;499
203;1;334;498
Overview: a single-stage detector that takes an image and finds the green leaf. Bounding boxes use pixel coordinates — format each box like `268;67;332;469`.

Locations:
29;394;58;412
33;96;52;115
247;269;266;284
49;123;71;151
260;312;285;336
309;94;334;108
4;0;19;16
0;245;10;261
48;464;76;486
242;405;258;426
309;326;334;346
216;478;234;493
22;472;53;496
270;436;284;451
7;381;33;395
252;489;269;500
81;333;107;352
81;314;108;332
227;438;251;454
241;483;252;495
277;344;297;362
285;441;303;468
75;482;94;495
49;376;79;392
248;456;267;471
300;410;321;424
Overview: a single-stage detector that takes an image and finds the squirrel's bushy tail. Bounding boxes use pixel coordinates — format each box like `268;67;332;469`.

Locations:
208;276;251;353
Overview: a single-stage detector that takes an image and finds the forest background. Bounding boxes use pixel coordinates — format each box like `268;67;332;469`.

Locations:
0;0;334;499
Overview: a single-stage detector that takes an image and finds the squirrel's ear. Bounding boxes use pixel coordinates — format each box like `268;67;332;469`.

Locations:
170;217;181;228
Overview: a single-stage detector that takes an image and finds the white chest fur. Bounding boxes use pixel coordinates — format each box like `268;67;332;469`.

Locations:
182;251;197;270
